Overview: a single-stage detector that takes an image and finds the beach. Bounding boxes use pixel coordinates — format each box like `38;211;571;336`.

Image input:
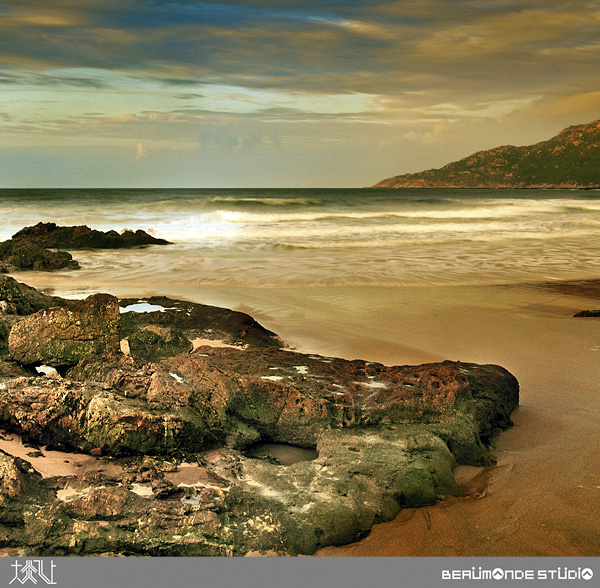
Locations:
8;276;600;557
2;188;600;556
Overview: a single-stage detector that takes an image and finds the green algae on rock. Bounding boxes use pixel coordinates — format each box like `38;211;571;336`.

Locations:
8;294;120;369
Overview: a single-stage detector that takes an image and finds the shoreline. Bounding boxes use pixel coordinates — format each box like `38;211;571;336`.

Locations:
2;274;599;556
314;279;600;556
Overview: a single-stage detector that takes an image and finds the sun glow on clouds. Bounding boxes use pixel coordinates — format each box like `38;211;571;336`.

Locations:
1;1;600;186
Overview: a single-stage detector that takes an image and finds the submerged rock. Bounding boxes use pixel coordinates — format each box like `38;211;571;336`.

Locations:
11;222;170;249
8;294;120;368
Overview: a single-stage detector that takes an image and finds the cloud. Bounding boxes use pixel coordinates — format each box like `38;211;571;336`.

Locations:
1;0;600;186
103;111;184;123
519;91;600;120
135;142;146;160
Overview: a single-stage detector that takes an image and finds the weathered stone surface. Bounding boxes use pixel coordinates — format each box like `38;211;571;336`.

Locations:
119;296;282;349
0;275;66;316
8;294;120;368
68;352;155;399
39;343;518;468
0;377;212;455
12;222;170;249
0;452;26;504
127;325;193;363
0;240;79;273
0;359;31;378
0;350;518;556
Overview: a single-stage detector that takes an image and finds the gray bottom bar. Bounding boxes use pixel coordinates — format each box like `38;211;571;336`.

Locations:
0;557;597;588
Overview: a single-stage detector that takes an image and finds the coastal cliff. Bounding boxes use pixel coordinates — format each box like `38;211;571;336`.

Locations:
373;119;600;189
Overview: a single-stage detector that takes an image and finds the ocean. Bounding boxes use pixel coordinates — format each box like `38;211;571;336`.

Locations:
3;187;600;292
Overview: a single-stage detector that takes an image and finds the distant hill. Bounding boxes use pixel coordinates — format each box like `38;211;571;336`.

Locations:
373;120;600;189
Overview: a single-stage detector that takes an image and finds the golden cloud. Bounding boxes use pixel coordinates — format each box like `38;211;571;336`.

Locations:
414;9;591;62
0;9;88;28
523;91;600;118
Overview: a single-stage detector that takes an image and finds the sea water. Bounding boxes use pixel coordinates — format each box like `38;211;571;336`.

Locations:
3;187;600;291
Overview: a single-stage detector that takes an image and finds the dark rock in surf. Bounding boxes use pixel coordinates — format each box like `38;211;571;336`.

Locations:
11;222;170;249
0;240;79;273
573;309;600;317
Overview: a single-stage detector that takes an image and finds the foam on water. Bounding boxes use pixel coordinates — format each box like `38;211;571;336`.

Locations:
4;188;600;288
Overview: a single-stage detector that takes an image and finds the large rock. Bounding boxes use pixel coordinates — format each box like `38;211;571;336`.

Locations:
119;295;282;349
8;294;120;368
0;240;79;273
0;452;26;505
0;350;519;556
0;275;64;315
65;344;518;467
11;222;170;249
0;280;521;556
144;349;517;464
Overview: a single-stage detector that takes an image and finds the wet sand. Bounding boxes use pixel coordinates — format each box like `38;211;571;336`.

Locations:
193;282;600;557
310;284;600;557
7;273;600;556
0;432;123;479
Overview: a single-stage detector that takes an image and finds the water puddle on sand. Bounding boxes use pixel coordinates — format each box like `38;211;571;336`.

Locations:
119;302;167;313
244;443;318;466
0;431;123;478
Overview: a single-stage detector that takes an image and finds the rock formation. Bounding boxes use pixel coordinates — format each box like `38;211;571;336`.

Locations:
373;119;600;189
8;294;120;368
0;277;520;556
11;222;170;249
0;240;79;273
0;223;170;274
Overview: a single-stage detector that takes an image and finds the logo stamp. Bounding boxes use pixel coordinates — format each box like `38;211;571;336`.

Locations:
9;560;57;585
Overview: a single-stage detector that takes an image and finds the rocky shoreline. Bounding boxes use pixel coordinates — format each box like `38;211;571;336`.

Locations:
0;274;519;556
0;222;169;273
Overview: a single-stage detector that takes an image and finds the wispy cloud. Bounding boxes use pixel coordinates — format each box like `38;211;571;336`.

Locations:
1;1;600;186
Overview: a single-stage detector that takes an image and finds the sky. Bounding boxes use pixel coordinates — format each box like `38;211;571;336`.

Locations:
1;0;600;187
